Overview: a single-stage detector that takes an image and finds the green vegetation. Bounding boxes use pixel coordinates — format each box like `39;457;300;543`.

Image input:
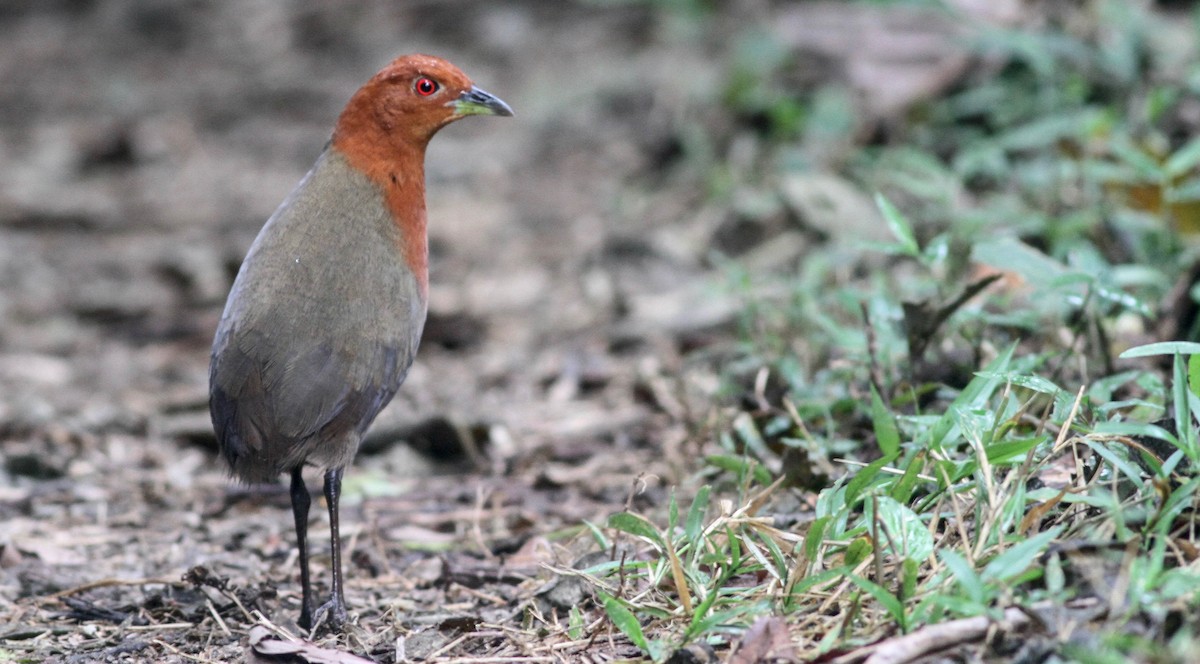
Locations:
583;1;1200;660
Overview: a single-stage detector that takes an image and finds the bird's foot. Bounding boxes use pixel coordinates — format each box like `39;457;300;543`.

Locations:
310;597;348;632
297;601;315;632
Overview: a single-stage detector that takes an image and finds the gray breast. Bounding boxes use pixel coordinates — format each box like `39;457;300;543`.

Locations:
209;149;427;482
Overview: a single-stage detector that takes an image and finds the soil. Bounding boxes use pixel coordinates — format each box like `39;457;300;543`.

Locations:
0;2;743;661
0;1;1022;661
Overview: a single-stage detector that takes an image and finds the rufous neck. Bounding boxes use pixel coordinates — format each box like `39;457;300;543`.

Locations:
331;127;430;300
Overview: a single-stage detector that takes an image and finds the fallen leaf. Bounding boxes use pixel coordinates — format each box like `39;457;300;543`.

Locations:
729;616;798;663
247;625;375;664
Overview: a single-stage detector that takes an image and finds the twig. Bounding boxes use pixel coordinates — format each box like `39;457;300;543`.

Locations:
861;301;887;405
148;639;224;664
206;598;231;637
853;598;1104;664
45;577;178;600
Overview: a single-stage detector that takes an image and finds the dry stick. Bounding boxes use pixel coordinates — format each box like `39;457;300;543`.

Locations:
1053;386;1088;523
535;616;609;652
125;623;195;631
455;584;508;607
663;534;693;615
753;366;771;412
434;653;554;657
967;436;999;559
470;484;496;561
1013;391;1053;495
424;632;473;659
837;458;936;483
933;462;974;564
217;585;255;624
855;598;1103;664
205;599;231;637
46;577;178;600
251;610;294;640
148;639;223;664
870;495;885;587
812;558;873;623
861;301;887;406
782;395;819;455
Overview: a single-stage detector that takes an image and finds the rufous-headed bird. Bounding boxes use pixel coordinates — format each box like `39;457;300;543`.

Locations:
209;54;511;630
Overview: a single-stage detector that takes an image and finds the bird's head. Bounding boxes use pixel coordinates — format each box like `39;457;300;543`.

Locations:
333;54;512;154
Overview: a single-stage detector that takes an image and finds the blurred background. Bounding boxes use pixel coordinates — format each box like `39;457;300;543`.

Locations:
4;0;1200;660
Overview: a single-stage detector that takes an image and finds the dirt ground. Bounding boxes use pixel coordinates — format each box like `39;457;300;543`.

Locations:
0;1;1023;662
0;2;742;661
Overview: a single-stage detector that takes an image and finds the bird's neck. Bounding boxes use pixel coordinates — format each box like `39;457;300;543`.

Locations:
331;131;430;300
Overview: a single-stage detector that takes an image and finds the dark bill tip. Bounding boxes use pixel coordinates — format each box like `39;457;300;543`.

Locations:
454;85;514;118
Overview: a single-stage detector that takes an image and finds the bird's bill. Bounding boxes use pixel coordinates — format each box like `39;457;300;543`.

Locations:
452;86;514;118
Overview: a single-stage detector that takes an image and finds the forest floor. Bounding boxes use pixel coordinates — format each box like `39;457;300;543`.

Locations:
0;2;775;661
3;1;1163;662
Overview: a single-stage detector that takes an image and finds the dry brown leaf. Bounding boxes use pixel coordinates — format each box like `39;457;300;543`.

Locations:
729;615;798;663
247;625;375;664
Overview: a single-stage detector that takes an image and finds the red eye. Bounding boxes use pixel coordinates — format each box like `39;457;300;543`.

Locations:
415;77;438;96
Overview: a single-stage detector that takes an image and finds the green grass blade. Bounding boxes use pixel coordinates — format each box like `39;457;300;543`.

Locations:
599;592;651;654
685;486;711;543
875;192;920;257
608;512;665;549
871;386;900;456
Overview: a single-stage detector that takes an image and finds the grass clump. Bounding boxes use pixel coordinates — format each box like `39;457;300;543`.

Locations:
571;1;1200;661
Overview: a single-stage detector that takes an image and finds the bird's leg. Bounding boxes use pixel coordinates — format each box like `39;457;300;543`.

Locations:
314;466;348;629
289;467;315;630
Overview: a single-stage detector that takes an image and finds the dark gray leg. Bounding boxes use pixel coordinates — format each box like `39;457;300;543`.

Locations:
315;466;348;629
289;467;315;630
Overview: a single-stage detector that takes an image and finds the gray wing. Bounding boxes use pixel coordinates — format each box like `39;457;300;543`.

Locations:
207;148;425;482
210;323;408;482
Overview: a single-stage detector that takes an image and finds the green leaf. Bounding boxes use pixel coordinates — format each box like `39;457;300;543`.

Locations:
902;558;919;602
607;512;665;548
599;592;651;654
583;519;610;550
1189;355;1200;402
845;452;899;507
845;537;873;567
705;455;774;486
1119;342;1200;358
1152;477;1200;535
845;573;907;630
1092;421;1178;446
875;193;920;257
685;600;772;641
926;592;991;618
939;549;986;604
1110;136;1164;180
889;451;924;504
871;386;900;456
928;344;1015;452
984;436;1046;465
977;371;1061;397
685;486;711;543
1174;353;1198;460
788;566;849;600
971;239;1065;285
733;412;772;460
568;605;585;640
755;527;790;581
874;496;935;561
1165;135;1200;178
804;516;830;561
982;527;1061;582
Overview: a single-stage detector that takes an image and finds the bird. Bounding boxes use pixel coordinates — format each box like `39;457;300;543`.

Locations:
208;54;512;631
